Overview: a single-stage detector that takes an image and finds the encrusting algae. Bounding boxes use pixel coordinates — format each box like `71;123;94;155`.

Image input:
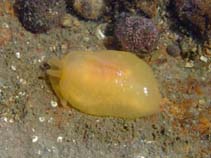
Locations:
47;50;161;119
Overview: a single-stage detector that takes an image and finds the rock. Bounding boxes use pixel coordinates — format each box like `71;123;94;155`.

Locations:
135;0;158;18
15;0;66;33
61;14;80;28
70;0;106;20
179;37;198;59
114;15;159;54
173;0;211;40
0;26;12;47
166;43;181;57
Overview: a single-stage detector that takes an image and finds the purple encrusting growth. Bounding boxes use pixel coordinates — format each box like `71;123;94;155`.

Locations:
115;16;159;53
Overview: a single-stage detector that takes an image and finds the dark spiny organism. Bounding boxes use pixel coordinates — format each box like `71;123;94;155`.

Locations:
15;0;66;33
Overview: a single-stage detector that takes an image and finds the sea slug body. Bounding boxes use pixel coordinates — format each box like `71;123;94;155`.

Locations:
47;50;161;119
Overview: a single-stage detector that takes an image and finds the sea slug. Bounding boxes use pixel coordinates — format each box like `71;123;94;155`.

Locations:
47;50;161;119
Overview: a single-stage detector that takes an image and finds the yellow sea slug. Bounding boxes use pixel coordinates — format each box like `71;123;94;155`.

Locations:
47;50;161;119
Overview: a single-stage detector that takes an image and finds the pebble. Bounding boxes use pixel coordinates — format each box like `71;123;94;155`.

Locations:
11;65;16;71
32;135;39;143
135;0;158;18
37;150;42;155
134;156;145;158
2;117;8;122
61;14;80;28
72;139;76;143
199;55;208;63
38;56;45;63
208;64;211;72
95;24;107;40
18;77;27;85
166;43;181;57
179;37;198;58
8;119;14;123
72;0;106;20
57;136;63;143
15;52;21;59
198;99;206;105
0;26;12;46
204;44;211;56
185;61;194;68
18;91;26;96
48;117;54;123
39;117;45;122
50;100;58;108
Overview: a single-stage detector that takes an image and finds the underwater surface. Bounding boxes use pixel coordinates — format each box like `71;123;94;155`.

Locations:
0;0;210;158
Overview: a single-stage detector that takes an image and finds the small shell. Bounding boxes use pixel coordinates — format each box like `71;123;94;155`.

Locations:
47;50;161;119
